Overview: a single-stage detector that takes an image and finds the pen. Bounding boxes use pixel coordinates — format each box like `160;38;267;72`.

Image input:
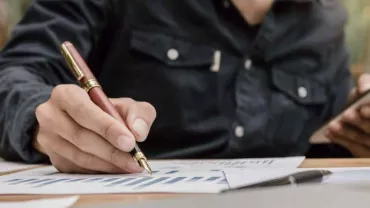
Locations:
60;41;152;175
221;169;332;193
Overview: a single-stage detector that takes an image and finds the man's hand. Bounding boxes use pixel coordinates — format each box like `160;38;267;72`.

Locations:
34;84;156;173
326;74;370;157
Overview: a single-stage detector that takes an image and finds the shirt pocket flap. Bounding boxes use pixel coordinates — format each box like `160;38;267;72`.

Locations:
130;30;215;67
271;69;328;105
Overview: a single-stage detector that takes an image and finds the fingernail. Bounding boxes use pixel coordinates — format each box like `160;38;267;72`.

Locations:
132;119;149;142
117;136;135;152
127;159;144;173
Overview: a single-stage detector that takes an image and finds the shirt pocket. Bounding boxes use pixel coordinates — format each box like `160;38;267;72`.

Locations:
266;68;330;152
129;30;216;68
125;30;222;129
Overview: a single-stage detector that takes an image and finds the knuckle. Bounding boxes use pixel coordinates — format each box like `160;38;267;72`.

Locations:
122;97;135;104
49;155;70;173
37;134;49;146
69;100;89;119
35;103;52;125
51;85;87;109
101;122;117;139
114;97;135;107
51;85;67;102
115;98;135;110
69;125;84;146
109;148;121;165
139;102;157;118
73;151;92;168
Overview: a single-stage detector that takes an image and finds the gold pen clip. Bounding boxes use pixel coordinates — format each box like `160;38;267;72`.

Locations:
61;43;85;80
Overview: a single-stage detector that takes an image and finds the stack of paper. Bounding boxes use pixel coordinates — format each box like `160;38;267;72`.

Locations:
0;157;305;194
0;158;40;174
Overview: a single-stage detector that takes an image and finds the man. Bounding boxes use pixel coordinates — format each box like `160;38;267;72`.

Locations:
0;0;369;174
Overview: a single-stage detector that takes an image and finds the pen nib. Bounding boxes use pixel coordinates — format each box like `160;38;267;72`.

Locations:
138;159;152;175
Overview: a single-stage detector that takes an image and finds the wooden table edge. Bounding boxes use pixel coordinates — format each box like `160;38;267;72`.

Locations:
1;158;370;206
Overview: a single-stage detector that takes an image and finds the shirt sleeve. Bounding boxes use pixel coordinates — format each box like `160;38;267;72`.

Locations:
0;0;113;163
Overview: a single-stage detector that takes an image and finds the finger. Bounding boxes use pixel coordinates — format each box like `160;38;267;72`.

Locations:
49;152;97;174
37;132;98;174
360;106;370;119
329;130;370;158
327;120;359;144
111;98;156;142
50;85;136;152
327;120;370;147
341;108;370;134
357;73;370;94
48;107;142;173
44;133;128;173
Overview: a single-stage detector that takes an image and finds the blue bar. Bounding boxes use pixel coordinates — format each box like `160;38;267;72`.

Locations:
205;177;220;181
151;171;160;174
34;178;69;187
83;178;103;182
100;178;119;183
3;179;21;183
9;178;37;185
28;178;53;184
164;177;186;184
66;178;86;183
125;177;152;186
165;170;179;174
134;177;170;190
188;177;203;182
105;178;135;187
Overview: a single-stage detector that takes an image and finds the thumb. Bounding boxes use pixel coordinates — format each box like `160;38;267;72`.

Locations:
348;74;370;103
357;73;370;94
110;98;156;142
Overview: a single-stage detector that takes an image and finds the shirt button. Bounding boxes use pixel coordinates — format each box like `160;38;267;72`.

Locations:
244;59;252;70
297;86;308;98
167;48;179;60
234;126;244;138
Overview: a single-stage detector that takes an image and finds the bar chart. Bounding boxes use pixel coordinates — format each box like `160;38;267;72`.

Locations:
0;169;228;194
0;157;305;194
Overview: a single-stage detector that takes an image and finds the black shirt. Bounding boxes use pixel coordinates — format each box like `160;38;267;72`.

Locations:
0;0;353;163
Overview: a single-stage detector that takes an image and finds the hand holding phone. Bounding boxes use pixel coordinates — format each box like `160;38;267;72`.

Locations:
310;88;370;144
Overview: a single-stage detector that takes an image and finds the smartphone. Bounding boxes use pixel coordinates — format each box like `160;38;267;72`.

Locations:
310;88;370;144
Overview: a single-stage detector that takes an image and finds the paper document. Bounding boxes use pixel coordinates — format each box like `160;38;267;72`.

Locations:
0;158;40;174
0;157;304;194
224;167;370;189
150;156;305;169
0;196;79;208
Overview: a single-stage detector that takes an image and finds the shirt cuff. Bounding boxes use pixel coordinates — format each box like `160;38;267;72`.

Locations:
9;87;53;164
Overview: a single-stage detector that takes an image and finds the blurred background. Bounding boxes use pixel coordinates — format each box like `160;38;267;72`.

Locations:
0;0;369;80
